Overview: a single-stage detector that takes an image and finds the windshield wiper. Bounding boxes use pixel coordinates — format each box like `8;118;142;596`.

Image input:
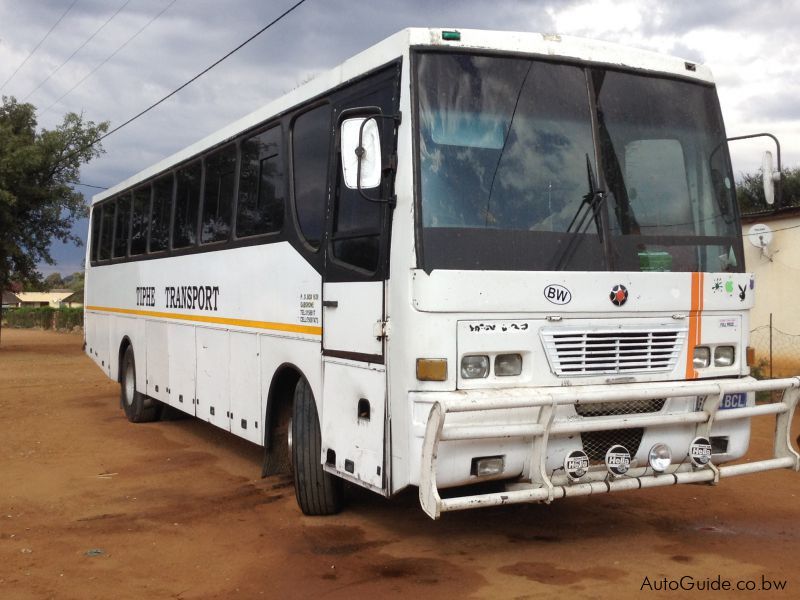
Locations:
552;155;607;270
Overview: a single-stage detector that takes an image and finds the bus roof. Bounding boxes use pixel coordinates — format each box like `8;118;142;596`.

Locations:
92;27;714;204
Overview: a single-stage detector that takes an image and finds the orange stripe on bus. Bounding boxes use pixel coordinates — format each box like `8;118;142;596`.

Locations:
684;273;703;380
85;305;322;336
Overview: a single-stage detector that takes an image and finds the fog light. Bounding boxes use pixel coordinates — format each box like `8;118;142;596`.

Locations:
648;443;672;472
714;346;735;367
605;445;631;476
471;455;504;477
564;450;589;481
693;346;710;369
495;353;522;376
461;355;489;379
689;436;712;467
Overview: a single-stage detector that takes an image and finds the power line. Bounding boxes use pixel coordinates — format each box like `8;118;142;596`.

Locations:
0;0;80;93
93;0;309;146
44;0;309;171
24;0;133;102
75;182;108;190
44;0;178;114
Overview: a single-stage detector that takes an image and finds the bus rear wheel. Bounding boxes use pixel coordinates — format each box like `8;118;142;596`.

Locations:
292;377;342;515
120;346;161;423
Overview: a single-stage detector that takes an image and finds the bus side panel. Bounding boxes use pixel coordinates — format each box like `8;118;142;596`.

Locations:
321;360;386;491
91;312;110;378
84;311;97;365
146;320;169;403
196;327;230;431
230;331;261;444
168;324;196;415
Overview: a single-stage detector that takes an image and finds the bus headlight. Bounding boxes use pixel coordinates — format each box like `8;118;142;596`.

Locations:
714;346;735;367
648;443;672;472
693;346;710;369
495;353;522;376
461;355;489;379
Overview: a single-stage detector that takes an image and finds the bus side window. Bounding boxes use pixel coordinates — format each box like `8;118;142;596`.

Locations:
130;185;151;256
173;162;201;249
150;174;173;253
90;205;102;263
236;126;283;238
98;199;115;261
292;104;331;249
112;193;132;259
201;144;236;244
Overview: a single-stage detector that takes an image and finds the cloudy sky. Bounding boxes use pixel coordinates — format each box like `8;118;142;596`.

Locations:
1;0;798;275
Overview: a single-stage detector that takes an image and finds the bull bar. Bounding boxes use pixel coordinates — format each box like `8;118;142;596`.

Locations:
418;376;800;519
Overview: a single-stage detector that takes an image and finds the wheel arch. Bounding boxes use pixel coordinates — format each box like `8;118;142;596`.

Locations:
117;336;133;383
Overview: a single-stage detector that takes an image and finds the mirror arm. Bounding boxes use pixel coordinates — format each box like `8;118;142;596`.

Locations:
726;132;782;207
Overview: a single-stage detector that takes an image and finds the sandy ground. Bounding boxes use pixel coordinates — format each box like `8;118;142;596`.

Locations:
1;328;799;599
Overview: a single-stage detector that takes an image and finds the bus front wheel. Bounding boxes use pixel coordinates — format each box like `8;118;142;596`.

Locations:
120;346;161;423
292;377;343;515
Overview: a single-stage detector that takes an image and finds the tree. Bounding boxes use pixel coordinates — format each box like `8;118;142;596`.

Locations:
736;167;800;215
0;96;108;343
63;271;84;293
43;272;64;290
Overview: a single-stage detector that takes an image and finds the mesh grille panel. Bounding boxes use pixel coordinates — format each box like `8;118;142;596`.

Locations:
582;428;645;462
575;398;666;418
541;327;687;376
577;399;666;461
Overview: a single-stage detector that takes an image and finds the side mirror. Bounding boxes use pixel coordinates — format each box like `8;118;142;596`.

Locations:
341;117;381;190
762;150;779;205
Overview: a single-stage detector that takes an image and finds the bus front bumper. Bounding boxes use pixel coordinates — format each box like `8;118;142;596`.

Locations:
415;376;800;519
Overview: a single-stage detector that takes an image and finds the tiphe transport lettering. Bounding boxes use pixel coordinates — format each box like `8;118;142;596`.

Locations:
164;285;221;311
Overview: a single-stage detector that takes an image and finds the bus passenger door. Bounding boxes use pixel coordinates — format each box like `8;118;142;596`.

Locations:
320;66;399;494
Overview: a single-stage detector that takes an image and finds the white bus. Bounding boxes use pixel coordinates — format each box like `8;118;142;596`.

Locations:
85;28;800;519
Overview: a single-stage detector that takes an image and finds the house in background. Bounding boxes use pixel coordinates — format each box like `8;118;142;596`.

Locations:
8;290;83;309
741;206;800;377
1;291;22;308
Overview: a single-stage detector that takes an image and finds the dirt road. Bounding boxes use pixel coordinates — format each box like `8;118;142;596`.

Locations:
1;328;799;599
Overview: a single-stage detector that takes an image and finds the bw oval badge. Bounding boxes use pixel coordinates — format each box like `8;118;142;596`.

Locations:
544;284;572;305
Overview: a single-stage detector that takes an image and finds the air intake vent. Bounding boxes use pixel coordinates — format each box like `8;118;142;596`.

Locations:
541;327;686;376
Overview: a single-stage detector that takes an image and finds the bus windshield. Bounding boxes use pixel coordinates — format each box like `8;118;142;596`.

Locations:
415;52;742;272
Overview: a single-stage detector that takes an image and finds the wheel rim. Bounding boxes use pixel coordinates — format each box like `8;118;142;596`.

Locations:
287;417;293;466
124;361;135;406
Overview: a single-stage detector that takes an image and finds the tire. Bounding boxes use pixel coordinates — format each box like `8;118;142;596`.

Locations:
292;376;342;515
120;345;161;423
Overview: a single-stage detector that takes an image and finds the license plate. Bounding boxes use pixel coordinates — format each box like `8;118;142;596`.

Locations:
719;392;747;410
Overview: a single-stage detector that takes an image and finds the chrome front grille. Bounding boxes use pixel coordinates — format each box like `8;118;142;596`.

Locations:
541;327;687;376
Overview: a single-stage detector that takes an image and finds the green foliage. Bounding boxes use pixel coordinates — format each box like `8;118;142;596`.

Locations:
736;166;800;215
2;306;82;330
64;271;84;292
0;96;108;291
43;272;64;289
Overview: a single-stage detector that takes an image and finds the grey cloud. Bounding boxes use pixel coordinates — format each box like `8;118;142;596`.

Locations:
1;0;797;273
744;88;800;122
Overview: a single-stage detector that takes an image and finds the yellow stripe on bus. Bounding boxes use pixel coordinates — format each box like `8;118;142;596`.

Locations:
85;305;322;336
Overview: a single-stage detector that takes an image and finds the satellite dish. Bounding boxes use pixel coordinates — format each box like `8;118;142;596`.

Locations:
748;223;773;248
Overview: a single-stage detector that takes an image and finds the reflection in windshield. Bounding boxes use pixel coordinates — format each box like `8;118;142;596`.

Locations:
416;52;742;273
